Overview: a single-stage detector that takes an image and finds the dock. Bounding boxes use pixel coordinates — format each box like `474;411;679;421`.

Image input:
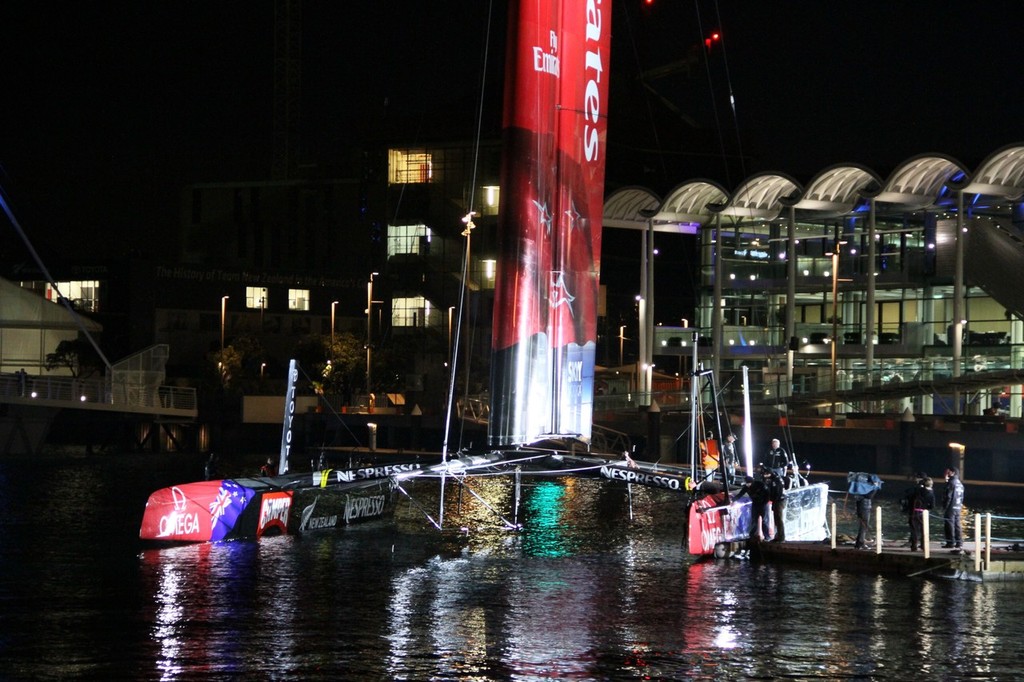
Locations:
756;539;1024;582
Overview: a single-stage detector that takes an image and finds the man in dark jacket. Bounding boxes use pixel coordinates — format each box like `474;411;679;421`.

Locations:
736;474;771;542
765;438;788;473
765;468;786;541
854;487;877;549
848;472;882;549
908;477;935;551
942;467;965;550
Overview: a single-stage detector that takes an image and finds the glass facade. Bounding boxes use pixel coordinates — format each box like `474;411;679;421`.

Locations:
682;205;1023;417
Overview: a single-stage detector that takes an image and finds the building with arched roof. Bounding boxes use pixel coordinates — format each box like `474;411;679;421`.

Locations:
604;143;1024;420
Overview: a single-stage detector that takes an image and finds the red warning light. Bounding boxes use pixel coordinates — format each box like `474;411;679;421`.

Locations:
705;31;721;51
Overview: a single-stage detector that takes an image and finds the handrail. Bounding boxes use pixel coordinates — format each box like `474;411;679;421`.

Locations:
832;501;1022;572
0;372;197;416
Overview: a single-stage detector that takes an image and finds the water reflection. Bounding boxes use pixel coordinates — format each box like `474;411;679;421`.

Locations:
521;480;570;557
6;457;1024;680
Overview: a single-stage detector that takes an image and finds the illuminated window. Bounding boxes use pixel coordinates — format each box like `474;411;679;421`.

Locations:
246;286;269;310
392;296;441;328
388;149;433;184
388;224;432;257
47;281;100;312
479;185;500;216
288;289;309;311
480;259;496;289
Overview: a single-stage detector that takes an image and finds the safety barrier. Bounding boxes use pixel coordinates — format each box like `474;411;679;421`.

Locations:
0;372;197;417
829;500;1024;571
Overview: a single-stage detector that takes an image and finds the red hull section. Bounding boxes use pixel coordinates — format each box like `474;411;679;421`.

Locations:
139;480;244;543
687;492;764;556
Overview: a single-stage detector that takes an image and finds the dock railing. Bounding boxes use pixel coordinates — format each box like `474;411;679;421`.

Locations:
828;501;1024;572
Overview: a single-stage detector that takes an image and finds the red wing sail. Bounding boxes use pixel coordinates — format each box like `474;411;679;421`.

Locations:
490;0;610;446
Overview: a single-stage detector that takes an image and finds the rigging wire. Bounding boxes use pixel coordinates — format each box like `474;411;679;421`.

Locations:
0;186;112;371
620;1;670;182
694;0;746;187
693;1;730;187
439;0;495;526
713;0;746;180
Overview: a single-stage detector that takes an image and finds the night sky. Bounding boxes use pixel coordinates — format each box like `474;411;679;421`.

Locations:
2;1;1021;267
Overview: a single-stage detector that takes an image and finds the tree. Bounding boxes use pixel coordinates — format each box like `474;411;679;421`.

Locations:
210;346;242;389
293;333;363;397
44;338;103;379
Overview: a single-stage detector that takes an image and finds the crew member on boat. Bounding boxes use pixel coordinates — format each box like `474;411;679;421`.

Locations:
736;474;771;541
765;438;788;473
766;468;786;542
722;434;739;484
700;434;720;482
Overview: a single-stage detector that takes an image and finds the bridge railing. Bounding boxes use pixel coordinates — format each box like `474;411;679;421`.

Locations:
458;395;490;424
0;372;197;416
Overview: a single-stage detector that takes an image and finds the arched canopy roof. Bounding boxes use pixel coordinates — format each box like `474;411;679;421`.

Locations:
709;172;801;221
602;186;659;230
870;154;966;209
603;182;730;234
655;179;729;232
960;143;1024;199
602;143;1024;234
787;164;881;217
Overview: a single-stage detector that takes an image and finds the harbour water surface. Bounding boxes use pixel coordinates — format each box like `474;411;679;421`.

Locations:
2;452;1023;680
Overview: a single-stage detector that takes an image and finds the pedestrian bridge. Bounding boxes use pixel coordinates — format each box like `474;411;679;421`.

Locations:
0;372;197;418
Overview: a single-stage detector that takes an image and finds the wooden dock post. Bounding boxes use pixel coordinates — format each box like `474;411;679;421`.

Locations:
975;513;982;571
830;502;837;549
922;509;930;558
985;512;992;569
875;505;883;555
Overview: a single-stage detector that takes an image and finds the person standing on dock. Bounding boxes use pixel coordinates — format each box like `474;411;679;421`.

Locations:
908;477;935;551
847;472;882;549
942;467;965;551
854;485;877;549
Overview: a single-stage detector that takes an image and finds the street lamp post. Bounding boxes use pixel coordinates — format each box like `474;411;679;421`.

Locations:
949;442;966;479
619;325;625;367
826;238;847;426
330;300;339;348
830;247;839;425
637;208;657;401
448;306;455;366
366;273;378;397
220;295;229;352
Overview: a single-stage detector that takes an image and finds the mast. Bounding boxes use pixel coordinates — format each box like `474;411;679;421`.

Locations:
689;331;699;474
742;365;754;477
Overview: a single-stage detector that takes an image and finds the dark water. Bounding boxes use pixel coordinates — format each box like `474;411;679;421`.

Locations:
2;453;1024;681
